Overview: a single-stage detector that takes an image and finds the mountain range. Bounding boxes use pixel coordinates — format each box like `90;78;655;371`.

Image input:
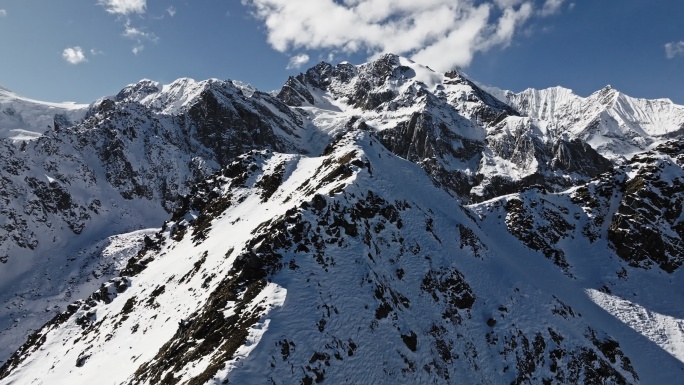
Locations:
0;54;682;384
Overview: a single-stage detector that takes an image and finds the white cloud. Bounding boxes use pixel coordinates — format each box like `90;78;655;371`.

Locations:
122;23;157;54
167;6;176;17
122;23;158;42
90;48;105;56
242;0;558;72
98;0;146;16
665;41;684;59
62;47;87;64
98;0;156;55
286;53;310;69
0;9;7;17
540;0;564;16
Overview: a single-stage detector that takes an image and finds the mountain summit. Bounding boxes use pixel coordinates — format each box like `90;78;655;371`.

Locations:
0;54;683;384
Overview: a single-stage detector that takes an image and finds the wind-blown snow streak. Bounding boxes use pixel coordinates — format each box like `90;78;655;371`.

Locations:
587;289;684;363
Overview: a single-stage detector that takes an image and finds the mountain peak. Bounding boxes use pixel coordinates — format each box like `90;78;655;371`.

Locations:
593;84;619;102
115;79;162;102
278;53;472;110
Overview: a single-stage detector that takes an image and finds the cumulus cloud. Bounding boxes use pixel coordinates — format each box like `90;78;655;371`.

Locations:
99;0;146;16
167;6;176;17
286;53;311;69
242;0;559;72
132;45;145;55
539;0;564;16
62;47;87;64
665;41;684;59
0;9;7;17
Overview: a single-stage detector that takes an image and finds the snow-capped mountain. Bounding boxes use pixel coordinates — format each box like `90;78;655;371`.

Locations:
278;54;683;201
0;54;683;384
484;84;684;160
0;78;307;361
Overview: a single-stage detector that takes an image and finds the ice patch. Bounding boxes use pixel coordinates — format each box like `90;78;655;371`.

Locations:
7;129;42;141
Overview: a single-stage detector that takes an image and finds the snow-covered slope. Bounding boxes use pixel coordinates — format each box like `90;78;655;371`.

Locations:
0;78;310;362
468;138;684;368
4;130;682;384
0;86;88;141
1;54;683;384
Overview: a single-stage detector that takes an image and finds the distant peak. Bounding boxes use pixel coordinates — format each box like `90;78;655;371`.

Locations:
591;84;620;106
599;84;618;94
377;52;401;64
307;61;335;73
444;69;466;79
138;78;159;85
596;84;618;96
168;77;199;88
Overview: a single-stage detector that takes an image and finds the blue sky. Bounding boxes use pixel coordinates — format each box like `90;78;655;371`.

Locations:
0;0;683;104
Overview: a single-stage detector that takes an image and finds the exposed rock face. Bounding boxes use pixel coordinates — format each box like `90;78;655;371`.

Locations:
551;138;614;174
278;54;403;111
504;196;573;273
475;117;616;201
376;111;484;197
607;141;684;273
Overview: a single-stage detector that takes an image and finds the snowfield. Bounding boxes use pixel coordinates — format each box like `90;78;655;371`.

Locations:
0;87;88;141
